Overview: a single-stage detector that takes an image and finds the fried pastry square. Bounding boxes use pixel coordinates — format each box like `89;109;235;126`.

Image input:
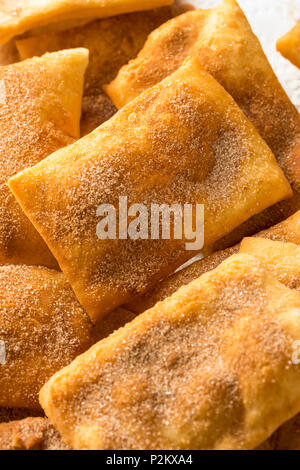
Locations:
0;48;88;266
107;0;300;238
9;57;291;322
277;21;300;70
239;238;300;292
0;265;93;409
127;210;300;314
40;254;300;450
0;0;173;45
16;7;176;135
0;418;69;450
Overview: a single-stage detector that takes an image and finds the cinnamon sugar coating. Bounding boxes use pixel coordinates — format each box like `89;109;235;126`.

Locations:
0;48;88;266
9;57;291;322
0;0;173;45
107;0;300;241
0;264;93;409
0;417;69;450
40;255;300;450
127;211;300;313
16;6;185;135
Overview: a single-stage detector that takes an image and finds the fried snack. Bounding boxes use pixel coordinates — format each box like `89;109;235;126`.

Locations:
0;0;173;45
9;57;292;322
16;7;176;135
0;40;19;65
0;418;69;450
107;0;300;240
127;210;300;313
40;254;300;450
0;265;93;409
0;48;88;267
277;21;300;69
239;238;300;292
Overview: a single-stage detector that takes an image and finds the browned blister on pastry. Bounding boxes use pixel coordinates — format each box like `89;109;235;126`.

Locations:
107;0;300;242
16;7;178;135
0;417;69;450
277;21;300;70
9;57;291;322
0;0;173;45
40;254;300;450
0;48;88;266
127;210;300;314
0;265;93;409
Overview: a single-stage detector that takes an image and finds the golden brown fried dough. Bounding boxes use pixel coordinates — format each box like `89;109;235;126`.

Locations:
239;238;300;292
16;7;177;135
0;0;173;45
9;57;291;322
0;48;88;266
107;0;300;241
0;265;93;409
40;254;300;450
277;21;300;70
0;418;69;450
127;210;300;314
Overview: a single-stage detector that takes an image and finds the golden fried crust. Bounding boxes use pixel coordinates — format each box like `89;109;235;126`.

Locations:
0;48;88;267
0;0;173;45
240;238;300;292
0;40;19;65
0;265;93;409
16;8;177;136
40;254;300;450
277;21;300;70
126;210;300;314
107;0;300;235
9;57;291;322
0;418;69;450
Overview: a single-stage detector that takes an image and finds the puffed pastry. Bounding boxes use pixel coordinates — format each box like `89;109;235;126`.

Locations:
107;0;300;244
127;210;300;314
239;238;300;292
16;7;176;135
0;265;93;409
40;254;300;450
0;418;69;450
277;21;300;70
0;0;173;45
9;57;291;322
0;48;88;267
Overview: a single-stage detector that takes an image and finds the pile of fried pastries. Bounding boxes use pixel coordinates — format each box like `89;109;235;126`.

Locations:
0;0;300;451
